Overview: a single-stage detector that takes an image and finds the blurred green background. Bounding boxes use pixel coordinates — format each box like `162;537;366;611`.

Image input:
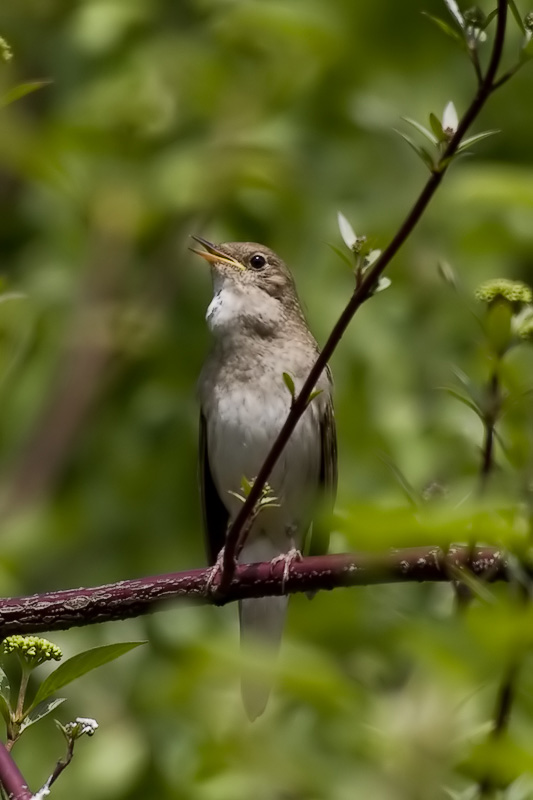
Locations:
0;0;533;798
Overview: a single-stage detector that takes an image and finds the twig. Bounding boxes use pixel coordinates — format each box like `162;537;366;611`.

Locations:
34;739;75;799
0;545;513;636
220;0;509;587
478;660;520;799
0;743;31;800
480;371;501;491
477;575;531;797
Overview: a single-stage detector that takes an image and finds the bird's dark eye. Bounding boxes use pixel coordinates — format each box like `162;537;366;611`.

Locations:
249;253;267;270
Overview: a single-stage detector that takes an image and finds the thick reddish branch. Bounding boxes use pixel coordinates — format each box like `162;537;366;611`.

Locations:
0;546;508;636
0;743;31;800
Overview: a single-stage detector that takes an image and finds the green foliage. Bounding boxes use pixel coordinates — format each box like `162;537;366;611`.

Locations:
0;637;142;756
0;0;532;798
29;642;145;711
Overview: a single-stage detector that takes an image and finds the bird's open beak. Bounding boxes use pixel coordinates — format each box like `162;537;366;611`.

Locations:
190;235;244;270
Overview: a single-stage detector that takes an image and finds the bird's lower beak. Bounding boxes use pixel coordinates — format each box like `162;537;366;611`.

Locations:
190;235;244;270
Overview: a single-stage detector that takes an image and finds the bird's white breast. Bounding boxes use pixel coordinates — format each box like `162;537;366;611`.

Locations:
206;370;322;551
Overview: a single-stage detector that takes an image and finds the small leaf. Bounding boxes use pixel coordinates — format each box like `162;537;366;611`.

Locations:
394;130;435;171
327;243;353;269
451;365;472;390
240;475;252;495
520;31;533;61
0;667;10;702
373;277;391;294
440;387;484;418
457;129;499;152
282;372;296;400
29;643;144;712
228;490;245;503
337;211;357;249
442;101;458;135
0;668;11;726
19;698;66;733
429;112;445;142
401;116;438;145
0;80;51;109
482;9;499;29
443;0;465;29
421;12;464;42
363;249;382;269
306;389;323;406
508;0;526;33
379;453;421;508
437;260;458;289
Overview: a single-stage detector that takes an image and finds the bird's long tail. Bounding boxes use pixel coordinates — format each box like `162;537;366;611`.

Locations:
239;594;289;721
238;537;289;720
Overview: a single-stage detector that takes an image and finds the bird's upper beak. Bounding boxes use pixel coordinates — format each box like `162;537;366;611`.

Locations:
190;235;244;270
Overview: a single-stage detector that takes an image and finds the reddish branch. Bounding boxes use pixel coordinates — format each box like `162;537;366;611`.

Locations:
0;546;510;637
0;743;31;800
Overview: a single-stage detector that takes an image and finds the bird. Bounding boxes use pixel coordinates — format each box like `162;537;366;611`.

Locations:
193;236;337;720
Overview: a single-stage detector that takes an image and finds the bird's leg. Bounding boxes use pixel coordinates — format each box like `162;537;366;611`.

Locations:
205;548;227;596
269;525;302;592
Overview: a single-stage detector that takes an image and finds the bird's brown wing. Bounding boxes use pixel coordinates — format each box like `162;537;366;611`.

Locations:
308;373;337;557
199;412;229;565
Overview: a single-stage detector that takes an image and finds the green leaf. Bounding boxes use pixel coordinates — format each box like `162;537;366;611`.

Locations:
401;116;438;146
0;80;51;109
440;387;484;418
394;130;435;171
306;389;323;406
327;243;353;269
0;667;10;701
508;0;526;33
421;12;463;42
437;260;458;289
240;475;252;495
451;365;473;391
19;697;66;733
457;130;500;152
282;372;296;400
0;669;11;726
521;32;533;61
0;694;10;727
29;643;144;711
379;453;421;508
443;0;465;29
337;211;357;249
483;9;499;29
429;112;445;142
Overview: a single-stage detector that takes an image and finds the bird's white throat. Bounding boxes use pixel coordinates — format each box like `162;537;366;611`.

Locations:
206;284;282;338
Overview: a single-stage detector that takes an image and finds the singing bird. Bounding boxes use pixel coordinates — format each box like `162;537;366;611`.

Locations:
193;237;337;720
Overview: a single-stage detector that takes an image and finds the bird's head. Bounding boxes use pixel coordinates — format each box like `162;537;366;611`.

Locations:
191;236;299;307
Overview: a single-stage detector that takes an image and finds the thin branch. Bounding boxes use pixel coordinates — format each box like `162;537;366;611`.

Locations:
480;370;500;491
35;738;75;799
0;546;511;636
0;743;31;800
478;660;520;799
219;0;509;588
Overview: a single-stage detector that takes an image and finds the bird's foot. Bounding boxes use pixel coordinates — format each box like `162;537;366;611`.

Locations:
270;548;302;592
205;548;227;597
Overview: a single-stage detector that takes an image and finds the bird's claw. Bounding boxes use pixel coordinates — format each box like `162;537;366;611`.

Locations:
205;548;226;597
270;548;302;592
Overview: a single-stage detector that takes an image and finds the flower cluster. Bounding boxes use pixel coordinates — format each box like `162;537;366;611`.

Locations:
3;635;63;667
62;717;99;739
475;279;533;307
